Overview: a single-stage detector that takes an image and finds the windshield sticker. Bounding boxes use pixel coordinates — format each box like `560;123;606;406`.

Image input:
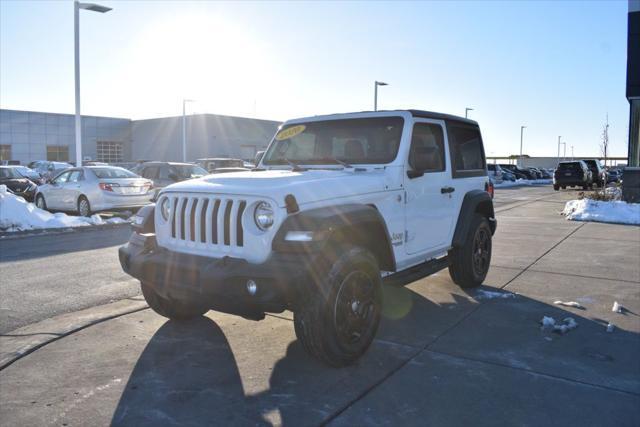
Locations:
275;125;306;141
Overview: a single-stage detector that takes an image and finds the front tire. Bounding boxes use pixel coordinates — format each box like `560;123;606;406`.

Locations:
294;247;382;367
35;194;47;210
449;214;492;288
78;196;91;217
141;282;208;320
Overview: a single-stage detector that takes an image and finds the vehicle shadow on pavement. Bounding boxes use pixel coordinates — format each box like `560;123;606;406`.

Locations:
110;284;640;426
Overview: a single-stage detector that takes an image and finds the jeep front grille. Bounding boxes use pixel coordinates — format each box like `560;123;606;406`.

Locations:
166;195;247;249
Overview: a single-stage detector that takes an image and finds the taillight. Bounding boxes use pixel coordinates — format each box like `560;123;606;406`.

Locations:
485;181;494;198
99;183;118;192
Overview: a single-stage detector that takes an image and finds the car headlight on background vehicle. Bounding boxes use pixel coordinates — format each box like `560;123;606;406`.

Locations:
254;201;274;231
160;197;170;222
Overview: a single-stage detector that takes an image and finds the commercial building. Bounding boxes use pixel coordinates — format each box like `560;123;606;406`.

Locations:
0;109;280;165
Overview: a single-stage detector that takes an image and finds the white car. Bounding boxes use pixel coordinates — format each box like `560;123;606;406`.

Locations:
120;110;496;366
35;166;153;216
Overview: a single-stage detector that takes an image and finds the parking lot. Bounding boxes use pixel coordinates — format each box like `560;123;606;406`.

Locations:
1;185;639;426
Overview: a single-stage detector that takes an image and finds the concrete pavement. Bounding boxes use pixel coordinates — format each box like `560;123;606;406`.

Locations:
1;186;638;426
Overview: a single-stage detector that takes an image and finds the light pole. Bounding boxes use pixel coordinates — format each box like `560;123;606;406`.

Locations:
571;145;574;160
519;125;526;166
465;108;474;118
374;81;388;111
557;136;566;161
182;99;195;162
74;1;111;167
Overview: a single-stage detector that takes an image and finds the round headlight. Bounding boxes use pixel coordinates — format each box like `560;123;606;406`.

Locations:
254;201;274;231
160;197;170;221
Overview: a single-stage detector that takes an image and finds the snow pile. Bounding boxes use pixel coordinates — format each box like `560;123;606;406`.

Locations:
604;186;622;200
475;290;516;300
494;179;552;188
540;316;578;334
562;198;640;225
612;301;623;313
0;185;125;232
553;301;583;309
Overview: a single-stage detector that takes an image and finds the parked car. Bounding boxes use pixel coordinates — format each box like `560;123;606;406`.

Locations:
553;160;592;190
30;161;73;182
0;166;37;201
209;167;251;174
540;168;553;179
9;165;45;185
34;166;153;216
581;159;607;188
134;162;208;194
501;170;516;181
607;169;621;183
487;164;504;183
120;109;497;366
499;164;532;180
196;158;244;173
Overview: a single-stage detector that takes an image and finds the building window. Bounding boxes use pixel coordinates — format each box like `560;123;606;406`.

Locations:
47;145;69;161
0;145;11;161
96;141;123;163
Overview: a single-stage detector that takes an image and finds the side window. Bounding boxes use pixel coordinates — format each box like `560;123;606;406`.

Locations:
447;124;486;177
409;123;445;173
67;171;82;183
162;166;173;180
52;171;70;184
142;166;158;179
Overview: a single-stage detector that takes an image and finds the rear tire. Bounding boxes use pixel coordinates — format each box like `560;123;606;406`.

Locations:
449;214;492;288
78;196;91;217
35;194;47;210
293;247;382;367
553;184;559;191
141;282;208;320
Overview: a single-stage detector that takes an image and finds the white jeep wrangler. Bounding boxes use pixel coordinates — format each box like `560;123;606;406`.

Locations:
120;110;496;366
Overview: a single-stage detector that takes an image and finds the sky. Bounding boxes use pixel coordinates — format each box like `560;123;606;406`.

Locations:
0;0;631;157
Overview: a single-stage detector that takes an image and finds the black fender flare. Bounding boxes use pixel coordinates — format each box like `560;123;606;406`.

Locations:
273;204;396;272
451;190;496;248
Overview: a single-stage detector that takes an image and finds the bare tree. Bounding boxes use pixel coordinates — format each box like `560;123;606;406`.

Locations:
600;114;609;167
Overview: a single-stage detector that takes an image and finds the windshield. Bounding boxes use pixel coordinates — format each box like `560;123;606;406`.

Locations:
173;165;208;178
15;167;38;177
0;168;21;179
262;117;404;166
91;167;139;179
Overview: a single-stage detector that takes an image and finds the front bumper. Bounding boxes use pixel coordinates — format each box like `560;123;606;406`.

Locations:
13;188;36;202
119;232;320;319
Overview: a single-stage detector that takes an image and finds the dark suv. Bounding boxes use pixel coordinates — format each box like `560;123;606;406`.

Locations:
499;164;534;180
581;159;607;188
553;161;592;190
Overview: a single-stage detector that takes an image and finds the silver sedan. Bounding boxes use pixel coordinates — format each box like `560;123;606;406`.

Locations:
34;166;154;216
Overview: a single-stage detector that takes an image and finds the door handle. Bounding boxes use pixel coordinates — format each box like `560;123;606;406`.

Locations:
441;186;455;194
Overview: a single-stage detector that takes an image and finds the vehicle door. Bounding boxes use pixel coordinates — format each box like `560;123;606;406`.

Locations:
45;171;71;209
60;169;84;209
404;120;456;255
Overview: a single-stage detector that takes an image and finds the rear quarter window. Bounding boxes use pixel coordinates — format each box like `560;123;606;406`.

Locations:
446;122;486;178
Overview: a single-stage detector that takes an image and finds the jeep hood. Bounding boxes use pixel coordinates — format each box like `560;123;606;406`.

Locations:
162;169;392;207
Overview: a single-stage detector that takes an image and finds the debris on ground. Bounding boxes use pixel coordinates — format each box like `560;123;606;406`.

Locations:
606;323;615;333
562;198;640;225
554;301;584;309
475;290;516;300
0;185;128;232
612;301;623;313
540;316;578;334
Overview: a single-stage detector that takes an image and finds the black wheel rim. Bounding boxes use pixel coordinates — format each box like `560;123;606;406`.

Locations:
333;271;378;347
472;228;491;277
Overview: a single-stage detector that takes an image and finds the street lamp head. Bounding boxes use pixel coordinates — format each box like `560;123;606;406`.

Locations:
376;81;388;86
77;2;112;13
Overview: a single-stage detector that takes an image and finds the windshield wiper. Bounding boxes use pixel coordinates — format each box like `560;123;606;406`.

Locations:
285;159;306;172
315;157;353;168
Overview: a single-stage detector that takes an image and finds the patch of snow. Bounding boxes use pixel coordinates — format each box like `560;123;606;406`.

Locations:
495;179;552;188
540;316;578;334
553;301;584;309
562;198;640;225
612;301;623;313
606;323;615;333
475;290;516;300
0;185;129;232
604;186;622;200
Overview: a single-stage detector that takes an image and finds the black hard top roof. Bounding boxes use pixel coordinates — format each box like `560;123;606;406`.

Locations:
407;110;478;126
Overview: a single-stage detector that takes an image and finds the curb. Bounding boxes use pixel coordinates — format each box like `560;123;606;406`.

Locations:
0;298;148;371
0;222;130;240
